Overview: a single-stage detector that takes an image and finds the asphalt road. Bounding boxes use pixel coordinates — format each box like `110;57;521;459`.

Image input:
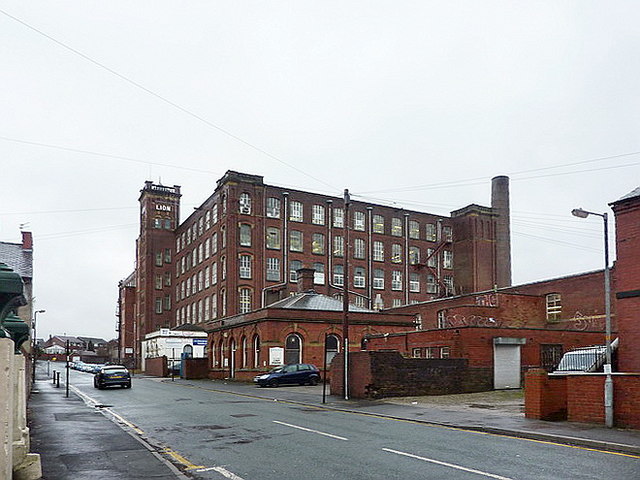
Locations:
68;370;640;480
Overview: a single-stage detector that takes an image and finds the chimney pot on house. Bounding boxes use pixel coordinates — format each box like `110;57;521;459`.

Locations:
21;231;33;250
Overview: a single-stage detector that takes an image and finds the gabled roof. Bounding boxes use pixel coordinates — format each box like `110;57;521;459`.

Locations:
267;292;373;312
77;336;108;345
0;242;33;279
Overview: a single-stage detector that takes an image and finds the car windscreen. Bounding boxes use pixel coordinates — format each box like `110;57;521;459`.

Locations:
102;368;128;374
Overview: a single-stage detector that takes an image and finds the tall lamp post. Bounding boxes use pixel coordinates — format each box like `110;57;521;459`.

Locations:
571;208;613;428
32;309;45;383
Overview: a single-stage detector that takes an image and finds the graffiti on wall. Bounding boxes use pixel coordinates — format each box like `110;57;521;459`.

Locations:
444;314;504;328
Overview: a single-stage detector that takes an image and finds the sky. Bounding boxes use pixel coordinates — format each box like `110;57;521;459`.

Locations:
1;2;639;341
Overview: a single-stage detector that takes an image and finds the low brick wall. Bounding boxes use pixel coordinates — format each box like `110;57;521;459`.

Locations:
183;358;209;379
525;370;640;429
145;356;168;377
524;369;567;420
330;351;492;399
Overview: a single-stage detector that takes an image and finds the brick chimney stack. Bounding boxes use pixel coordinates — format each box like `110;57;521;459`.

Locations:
297;268;316;293
21;231;33;250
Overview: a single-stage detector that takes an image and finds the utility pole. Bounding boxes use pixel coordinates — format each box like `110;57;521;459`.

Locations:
342;188;350;400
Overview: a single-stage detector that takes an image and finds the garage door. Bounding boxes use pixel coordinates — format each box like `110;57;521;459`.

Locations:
493;344;521;389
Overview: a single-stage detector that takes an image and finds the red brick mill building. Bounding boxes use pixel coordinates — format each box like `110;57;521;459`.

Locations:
119;170;515;370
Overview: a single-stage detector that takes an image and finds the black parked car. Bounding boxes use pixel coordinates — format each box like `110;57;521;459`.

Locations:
94;365;131;389
253;363;320;387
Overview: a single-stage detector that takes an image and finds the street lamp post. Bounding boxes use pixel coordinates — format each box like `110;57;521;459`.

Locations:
32;309;45;384
571;208;613;428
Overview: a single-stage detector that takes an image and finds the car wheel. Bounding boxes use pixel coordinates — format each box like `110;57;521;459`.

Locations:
126;383;131;389
268;379;279;388
309;376;319;386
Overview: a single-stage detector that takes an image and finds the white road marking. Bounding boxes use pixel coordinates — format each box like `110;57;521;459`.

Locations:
382;448;514;480
196;466;246;479
273;420;349;441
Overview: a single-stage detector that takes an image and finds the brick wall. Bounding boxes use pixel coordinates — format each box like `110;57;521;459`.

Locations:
145;356;168;377
524;371;640;429
524;369;567;420
183;357;209;379
330;351;492;399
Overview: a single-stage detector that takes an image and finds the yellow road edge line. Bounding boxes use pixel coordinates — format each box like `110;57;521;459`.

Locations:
164;380;640;459
159;448;206;470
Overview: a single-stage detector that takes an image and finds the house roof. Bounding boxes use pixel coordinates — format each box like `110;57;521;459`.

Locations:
612;187;640;204
173;323;205;331
77;336;108;345
0;241;33;279
267;292;373;312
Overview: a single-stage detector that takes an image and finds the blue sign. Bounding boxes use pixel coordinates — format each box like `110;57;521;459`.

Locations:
192;338;208;346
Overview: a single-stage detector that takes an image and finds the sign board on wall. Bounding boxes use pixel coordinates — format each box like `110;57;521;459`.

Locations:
269;347;284;366
124;348;133;354
193;339;208;346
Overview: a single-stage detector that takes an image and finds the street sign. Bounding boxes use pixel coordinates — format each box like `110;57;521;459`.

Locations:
193;338;207;346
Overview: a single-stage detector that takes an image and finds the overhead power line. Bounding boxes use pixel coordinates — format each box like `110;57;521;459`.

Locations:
0;8;338;193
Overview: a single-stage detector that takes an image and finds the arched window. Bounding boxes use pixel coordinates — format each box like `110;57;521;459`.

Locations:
241;336;248;368
285;334;302;365
253;335;260;368
326;334;340;365
183;344;193;357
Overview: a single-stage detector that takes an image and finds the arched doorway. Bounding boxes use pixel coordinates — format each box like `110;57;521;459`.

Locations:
285;334;302;365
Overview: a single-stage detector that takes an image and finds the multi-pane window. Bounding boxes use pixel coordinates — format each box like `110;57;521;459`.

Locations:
443;250;453;269
289;201;303;222
155;275;163;290
212;233;218;254
409;220;420;239
333;236;344;257
266;258;280;281
354;296;366;308
155;252;163;266
409;273;420;292
155;298;163;314
426;223;437;242
441;347;451;358
437;310;447;328
391;218;403;236
197;244;203;265
212;204;218;224
164;272;171;286
221;226;226;248
290;260;302;282
427;248;437;267
373;269;384;289
221;288;226;316
181;282;185;300
176;237;181;253
353;238;365;259
443;276;454;295
204;266;210;289
391;244;402;263
198;271;203;291
353;211;365;231
239;288;252;314
333;265;344;286
312;233;325;255
266;197;280;218
266;227;281;249
373;214;384;234
165;248;171;263
354;267;365;288
333;208;344;228
204;296;210;320
312;205;325;225
221;256;226;280
373;241;384;262
211;293;217;319
239;255;252;279
392;271;402;290
313;263;325;284
290;230;303;252
546;293;562;321
205;210;211;230
239;224;252;247
443;225;453;242
409;247;420;265
204;238;210;259
198;217;204;236
239;193;251;214
211;262;217;285
392;299;403;308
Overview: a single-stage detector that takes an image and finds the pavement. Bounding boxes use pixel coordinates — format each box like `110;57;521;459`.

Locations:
28;369;640;479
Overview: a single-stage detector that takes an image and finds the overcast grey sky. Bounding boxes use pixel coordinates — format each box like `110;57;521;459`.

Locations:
1;2;638;341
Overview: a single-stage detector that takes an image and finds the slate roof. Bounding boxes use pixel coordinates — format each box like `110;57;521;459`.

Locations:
267;291;373;312
0;241;33;279
613;187;640;204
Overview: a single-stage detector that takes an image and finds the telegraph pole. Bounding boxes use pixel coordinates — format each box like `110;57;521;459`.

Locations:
342;188;350;400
